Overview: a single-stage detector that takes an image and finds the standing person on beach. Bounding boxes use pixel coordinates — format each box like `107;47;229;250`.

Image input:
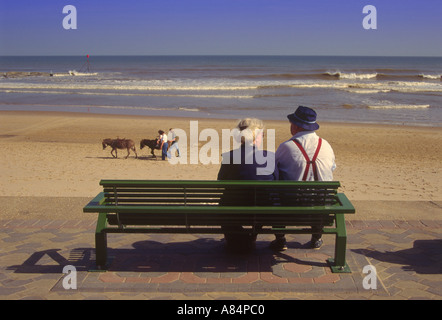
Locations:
271;106;336;251
167;128;180;158
158;130;168;160
217;118;276;252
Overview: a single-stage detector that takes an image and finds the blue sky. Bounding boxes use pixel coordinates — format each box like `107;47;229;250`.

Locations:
0;0;441;56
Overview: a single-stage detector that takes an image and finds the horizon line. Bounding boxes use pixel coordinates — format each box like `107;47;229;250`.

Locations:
1;54;441;58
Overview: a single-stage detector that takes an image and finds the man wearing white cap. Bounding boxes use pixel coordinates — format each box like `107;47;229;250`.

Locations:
271;106;336;251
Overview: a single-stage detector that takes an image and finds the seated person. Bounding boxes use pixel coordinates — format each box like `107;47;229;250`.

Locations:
217;118;276;252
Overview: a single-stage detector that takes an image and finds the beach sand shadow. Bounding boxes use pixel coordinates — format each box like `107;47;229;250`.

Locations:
85;156;157;160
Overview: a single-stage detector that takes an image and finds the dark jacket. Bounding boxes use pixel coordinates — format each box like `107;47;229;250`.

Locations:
217;145;276;207
217;144;276;181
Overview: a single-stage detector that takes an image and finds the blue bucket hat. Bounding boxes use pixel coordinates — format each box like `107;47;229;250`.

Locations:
287;106;320;131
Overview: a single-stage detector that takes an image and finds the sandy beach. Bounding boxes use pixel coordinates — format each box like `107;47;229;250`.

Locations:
0;110;441;221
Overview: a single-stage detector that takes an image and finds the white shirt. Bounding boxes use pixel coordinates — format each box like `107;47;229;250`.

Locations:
167;130;176;142
275;131;336;181
160;133;168;143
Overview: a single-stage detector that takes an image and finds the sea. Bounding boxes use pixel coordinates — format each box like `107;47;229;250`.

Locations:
0;55;441;126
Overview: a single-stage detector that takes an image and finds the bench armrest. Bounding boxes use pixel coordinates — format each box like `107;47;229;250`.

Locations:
336;193;355;213
83;192;106;213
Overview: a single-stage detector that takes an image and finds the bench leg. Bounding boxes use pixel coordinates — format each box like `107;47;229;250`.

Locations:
327;214;351;273
95;212;108;270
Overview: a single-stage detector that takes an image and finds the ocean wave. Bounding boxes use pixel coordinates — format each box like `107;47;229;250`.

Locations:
67;70;98;76
367;104;430;110
1;77;441;94
235;71;442;82
0;102;182;112
323;71;442;81
178;107;200;112
257;83;349;90
1;71;99;78
419;74;442;80
345;89;391;94
0;81;255;92
323;71;378;80
347;82;442;93
0;88;253;99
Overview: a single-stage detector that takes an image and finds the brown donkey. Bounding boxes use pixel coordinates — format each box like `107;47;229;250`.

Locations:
140;139;160;158
102;138;138;159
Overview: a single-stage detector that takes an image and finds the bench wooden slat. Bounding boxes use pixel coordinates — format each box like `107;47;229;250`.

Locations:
100;179;341;188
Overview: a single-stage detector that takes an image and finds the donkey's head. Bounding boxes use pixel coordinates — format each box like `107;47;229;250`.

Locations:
102;139;112;150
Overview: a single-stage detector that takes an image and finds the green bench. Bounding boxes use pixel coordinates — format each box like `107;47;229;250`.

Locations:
83;180;355;273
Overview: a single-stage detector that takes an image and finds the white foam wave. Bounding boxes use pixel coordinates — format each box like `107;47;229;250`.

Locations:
347;81;442;93
344;89;390;94
0;88;252;99
0;81;255;92
419;74;442;80
325;71;378;80
178;107;200;112
367;104;430;110
67;70;98;76
0;103;173;112
1;78;441;94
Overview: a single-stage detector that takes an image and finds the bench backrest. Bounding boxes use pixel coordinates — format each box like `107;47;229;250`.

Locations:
99;180;346;228
101;180;341;207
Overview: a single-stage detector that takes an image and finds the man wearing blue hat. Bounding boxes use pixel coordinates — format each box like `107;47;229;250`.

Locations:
271;106;336;251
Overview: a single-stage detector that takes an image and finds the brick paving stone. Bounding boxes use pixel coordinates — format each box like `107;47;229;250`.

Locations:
259;272;288;284
282;263;312;274
378;220;397;229
150;272;180;284
420;220;441;228
393;280;429;290
206;277;232;284
364;221;384;229
231;272;260;284
98;272;125;283
287;277;314;284
397;288;436;299
314;274;341;284
350;220;368;229
179;272;206;284
393;220;411;229
125;277;151;283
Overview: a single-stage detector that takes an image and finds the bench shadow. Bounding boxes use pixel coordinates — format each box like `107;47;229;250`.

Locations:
6;248;94;273
7;238;328;273
352;239;442;274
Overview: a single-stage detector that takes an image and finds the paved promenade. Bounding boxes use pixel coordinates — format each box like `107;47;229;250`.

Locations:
1;200;441;300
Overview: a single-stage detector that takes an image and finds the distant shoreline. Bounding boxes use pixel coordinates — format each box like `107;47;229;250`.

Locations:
1;109;440;129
